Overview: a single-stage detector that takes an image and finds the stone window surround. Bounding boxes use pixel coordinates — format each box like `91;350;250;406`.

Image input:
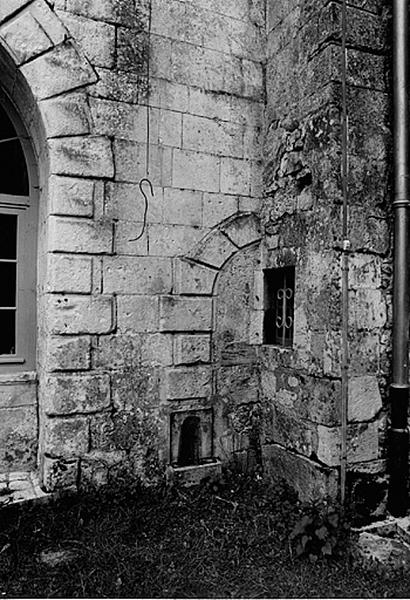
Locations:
0;89;38;373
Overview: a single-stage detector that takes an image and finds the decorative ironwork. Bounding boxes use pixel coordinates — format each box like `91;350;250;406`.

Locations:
263;267;295;347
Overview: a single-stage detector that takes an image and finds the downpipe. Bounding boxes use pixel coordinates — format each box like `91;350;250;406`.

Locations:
387;0;410;517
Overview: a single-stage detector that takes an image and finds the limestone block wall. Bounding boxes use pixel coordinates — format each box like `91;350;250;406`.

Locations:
261;0;391;512
0;0;265;489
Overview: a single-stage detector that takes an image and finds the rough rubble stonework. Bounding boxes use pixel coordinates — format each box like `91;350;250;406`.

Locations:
0;0;394;512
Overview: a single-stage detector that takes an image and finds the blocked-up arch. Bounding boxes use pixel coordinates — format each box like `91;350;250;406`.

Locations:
161;212;262;465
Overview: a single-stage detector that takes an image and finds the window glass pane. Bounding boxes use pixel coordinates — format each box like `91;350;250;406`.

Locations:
0;263;16;307
0;309;15;354
0;139;29;195
0;104;16;140
0;214;17;259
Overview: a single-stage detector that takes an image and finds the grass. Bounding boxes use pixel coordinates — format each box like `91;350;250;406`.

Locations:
0;471;409;598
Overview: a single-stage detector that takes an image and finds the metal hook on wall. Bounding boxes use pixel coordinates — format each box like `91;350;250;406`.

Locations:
129;177;153;242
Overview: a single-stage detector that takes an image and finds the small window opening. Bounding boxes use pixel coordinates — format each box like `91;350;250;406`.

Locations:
178;416;201;466
263;266;295;347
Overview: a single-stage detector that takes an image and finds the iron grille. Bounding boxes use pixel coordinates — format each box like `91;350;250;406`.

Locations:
263;267;295;347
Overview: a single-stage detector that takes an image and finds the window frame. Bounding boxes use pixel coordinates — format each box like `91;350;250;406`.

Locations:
263;266;295;348
0;91;38;373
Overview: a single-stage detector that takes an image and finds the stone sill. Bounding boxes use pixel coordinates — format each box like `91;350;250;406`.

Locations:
167;461;222;486
0;371;37;384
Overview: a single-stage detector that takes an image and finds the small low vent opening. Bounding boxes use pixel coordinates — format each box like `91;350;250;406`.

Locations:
178;416;201;466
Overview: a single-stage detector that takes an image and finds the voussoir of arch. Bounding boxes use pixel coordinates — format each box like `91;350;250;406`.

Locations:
0;0;97;102
174;212;262;296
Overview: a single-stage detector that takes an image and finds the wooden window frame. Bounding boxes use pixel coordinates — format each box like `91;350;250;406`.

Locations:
0;93;38;373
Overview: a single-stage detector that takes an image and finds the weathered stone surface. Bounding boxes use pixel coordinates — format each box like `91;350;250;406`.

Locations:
43;416;89;457
174;334;211;365
117;296;159;333
0;407;37;470
0;0;32;24
49;295;114;335
173;259;217;295
349;376;383;423
47;254;92;294
348;420;381;464
47;336;91;372
159;296;213;332
162;366;212;400
149;224;204;257
57;11;115;68
21;41;97;100
103;257;172;294
41;456;78;491
353;531;410;579
48;216;113;254
1;9;53;65
172;149;220;193
0;381;37;409
49;136;114;178
222;213;261;248
39;92;91;137
262;443;338;501
44;374;111;416
187;230;238;268
48;176;95;217
163;188;203;226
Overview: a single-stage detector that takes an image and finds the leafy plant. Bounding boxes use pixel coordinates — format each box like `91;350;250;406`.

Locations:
289;501;349;561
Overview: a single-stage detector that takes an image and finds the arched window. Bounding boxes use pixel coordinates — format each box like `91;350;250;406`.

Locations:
0;93;37;372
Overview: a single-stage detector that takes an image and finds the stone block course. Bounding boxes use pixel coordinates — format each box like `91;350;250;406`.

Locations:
0;382;37;409
174;334;211;365
90;98;157;142
39;92;91;137
262;443;338;502
172;149;220;193
173;259;217;295
47;336;92;372
0;406;37;470
203;193;238;227
0;0;32;24
56;11;116;68
162;366;212;400
163;188;203;226
44;374;110;416
187;230;238;269
1;9;53;65
49;136;114;178
43;415;89;458
21;41;97;100
47;254;92;294
159;296;213;332
113;139;172;186
48;176;95;217
105;180;163;223
48;216;113;254
149;224;204;257
182;113;244;158
103;256;173;294
221;157;251;195
49;294;114;335
117;296;159;333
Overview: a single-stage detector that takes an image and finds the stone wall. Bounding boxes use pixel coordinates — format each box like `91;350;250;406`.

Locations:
261;0;391;513
0;0;265;489
0;0;395;511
